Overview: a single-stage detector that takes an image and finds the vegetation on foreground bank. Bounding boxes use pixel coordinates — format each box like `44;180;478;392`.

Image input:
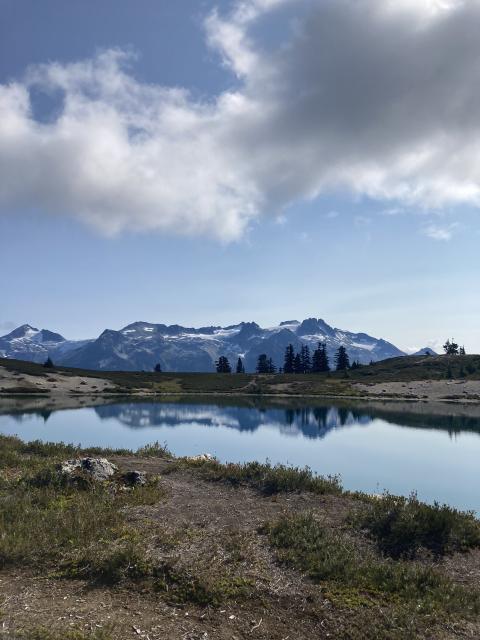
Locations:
1;435;480;639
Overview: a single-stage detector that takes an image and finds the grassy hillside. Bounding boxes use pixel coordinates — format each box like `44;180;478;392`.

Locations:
1;353;480;397
349;353;480;382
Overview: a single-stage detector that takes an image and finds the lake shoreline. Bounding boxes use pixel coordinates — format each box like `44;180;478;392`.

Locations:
2;388;480;405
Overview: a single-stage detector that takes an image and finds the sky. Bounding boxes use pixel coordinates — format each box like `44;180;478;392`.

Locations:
1;0;480;353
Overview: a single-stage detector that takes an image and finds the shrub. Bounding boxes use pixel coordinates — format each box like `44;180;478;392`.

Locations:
266;513;480;617
136;441;172;458
0;484;123;569
354;493;480;558
0;469;164;571
62;538;152;585
192;459;342;496
0;435;134;465
153;562;253;606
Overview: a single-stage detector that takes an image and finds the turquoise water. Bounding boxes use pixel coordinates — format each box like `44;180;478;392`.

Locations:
1;399;479;513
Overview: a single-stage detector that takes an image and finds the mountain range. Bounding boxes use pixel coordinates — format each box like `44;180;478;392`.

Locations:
0;318;431;372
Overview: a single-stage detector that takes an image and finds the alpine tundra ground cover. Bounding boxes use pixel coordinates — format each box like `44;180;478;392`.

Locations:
1;434;480;639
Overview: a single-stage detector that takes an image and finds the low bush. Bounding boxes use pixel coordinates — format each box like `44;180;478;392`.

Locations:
0;434;173;469
62;539;253;604
192;459;342;496
0;436;75;469
354;493;480;558
0;468;164;572
136;441;172;458
0;484;123;569
153;562;253;606
266;513;480;618
62;536;152;585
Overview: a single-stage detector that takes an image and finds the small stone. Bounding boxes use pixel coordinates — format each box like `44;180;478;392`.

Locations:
122;470;148;486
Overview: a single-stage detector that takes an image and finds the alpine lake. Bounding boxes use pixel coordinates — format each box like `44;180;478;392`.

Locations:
1;395;479;514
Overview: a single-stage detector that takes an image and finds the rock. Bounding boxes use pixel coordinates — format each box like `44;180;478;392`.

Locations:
122;470;148;486
187;453;214;462
59;457;118;482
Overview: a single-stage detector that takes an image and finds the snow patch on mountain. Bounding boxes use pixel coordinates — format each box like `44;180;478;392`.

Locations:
351;342;376;352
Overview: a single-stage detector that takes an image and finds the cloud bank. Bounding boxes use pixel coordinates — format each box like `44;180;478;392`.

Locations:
1;0;480;239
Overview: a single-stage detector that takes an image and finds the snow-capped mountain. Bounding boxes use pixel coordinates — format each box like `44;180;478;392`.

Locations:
0;318;405;371
0;324;88;364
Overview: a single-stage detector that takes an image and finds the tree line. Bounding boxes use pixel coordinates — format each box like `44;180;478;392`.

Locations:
443;339;466;356
214;338;470;375
41;337;469;374
215;343;359;374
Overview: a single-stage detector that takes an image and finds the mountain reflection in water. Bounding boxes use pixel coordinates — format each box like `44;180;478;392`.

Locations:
2;397;480;512
4;398;480;441
93;403;372;439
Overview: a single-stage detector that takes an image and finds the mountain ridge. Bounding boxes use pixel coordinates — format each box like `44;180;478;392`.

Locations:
0;317;407;372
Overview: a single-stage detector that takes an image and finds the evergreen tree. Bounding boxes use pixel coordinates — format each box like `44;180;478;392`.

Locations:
312;344;321;373
236;357;245;374
312;342;330;373
459;346;466;356
443;339;459;356
267;358;276;374
335;345;350;371
283;344;295;374
216;356;232;373
300;344;312;373
43;357;54;369
293;352;303;374
256;354;270;374
319;342;330;372
154;363;162;373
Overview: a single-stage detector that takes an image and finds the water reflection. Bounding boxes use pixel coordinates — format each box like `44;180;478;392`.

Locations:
92;400;480;439
1;397;480;512
93;402;373;439
4;398;480;440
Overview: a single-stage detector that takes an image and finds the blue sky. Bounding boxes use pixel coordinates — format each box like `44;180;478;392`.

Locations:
1;0;480;352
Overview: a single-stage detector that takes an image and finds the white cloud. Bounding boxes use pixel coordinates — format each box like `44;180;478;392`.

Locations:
423;223;458;241
2;0;480;240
